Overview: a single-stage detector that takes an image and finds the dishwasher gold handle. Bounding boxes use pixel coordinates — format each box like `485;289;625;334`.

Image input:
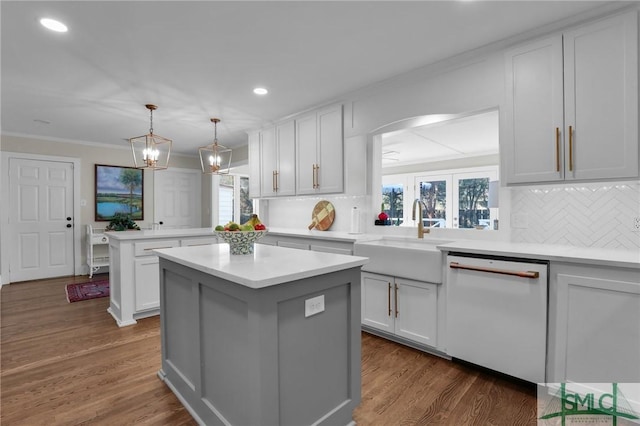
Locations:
449;262;540;279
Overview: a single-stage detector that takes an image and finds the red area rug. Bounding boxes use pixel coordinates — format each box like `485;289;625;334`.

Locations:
65;280;110;303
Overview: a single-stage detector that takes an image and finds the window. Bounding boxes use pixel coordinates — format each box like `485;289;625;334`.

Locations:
219;175;234;225
455;175;490;229
416;177;448;228
382;166;498;229
239;176;253;225
214;174;255;226
381;183;404;225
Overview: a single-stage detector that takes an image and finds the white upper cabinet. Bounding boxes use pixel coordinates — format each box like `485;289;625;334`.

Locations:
296;104;344;195
259;121;296;197
504;11;638;184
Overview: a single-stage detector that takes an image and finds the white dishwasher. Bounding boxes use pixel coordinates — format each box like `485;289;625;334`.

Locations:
446;253;548;383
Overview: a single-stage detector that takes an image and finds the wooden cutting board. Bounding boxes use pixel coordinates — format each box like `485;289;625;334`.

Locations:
308;200;335;231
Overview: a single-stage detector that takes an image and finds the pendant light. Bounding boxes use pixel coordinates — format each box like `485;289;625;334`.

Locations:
129;104;172;170
199;118;232;174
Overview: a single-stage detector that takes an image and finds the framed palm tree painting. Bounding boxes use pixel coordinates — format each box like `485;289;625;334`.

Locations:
95;164;144;221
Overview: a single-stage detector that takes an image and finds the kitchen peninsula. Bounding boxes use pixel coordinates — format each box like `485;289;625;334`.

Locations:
106;228;218;326
154;243;368;426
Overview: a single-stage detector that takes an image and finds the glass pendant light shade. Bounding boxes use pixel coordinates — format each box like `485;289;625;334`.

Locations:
130;104;172;170
199;118;232;174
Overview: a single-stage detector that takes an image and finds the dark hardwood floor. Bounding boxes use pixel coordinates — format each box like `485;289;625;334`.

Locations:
1;275;537;425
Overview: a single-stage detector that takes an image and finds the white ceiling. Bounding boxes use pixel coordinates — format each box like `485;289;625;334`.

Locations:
382;109;499;167
1;1;616;155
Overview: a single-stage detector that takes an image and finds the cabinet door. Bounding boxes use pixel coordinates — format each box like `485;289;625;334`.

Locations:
563;12;638;180
504;35;565;184
134;256;160;312
554;273;640;383
295;111;318;195
248;131;261;198
260;127;277;196
361;272;394;333
316;104;344;194
276;121;296;196
394;278;438;347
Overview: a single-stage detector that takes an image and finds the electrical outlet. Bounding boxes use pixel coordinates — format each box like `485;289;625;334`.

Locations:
305;295;325;318
634;216;640;231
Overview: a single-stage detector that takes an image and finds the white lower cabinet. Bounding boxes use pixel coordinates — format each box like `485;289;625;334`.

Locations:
361;272;438;349
108;231;219;326
134;256;160;312
548;263;640;384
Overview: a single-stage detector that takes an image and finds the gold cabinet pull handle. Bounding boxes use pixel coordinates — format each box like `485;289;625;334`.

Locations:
311;164;316;189
387;282;392;316
312;164;320;189
555;127;561;172
272;170;276;192
315;164;319;189
275;171;279;192
394;283;399;318
568;125;573;172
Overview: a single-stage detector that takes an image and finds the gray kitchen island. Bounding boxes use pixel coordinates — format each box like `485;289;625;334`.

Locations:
154;243;368;426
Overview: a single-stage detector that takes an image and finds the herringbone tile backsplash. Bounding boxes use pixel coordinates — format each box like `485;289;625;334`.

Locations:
510;181;640;250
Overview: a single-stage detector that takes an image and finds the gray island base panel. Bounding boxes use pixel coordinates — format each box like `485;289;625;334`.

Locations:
157;257;362;426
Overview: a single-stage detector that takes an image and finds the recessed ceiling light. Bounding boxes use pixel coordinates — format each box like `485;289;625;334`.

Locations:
253;87;268;95
40;18;68;33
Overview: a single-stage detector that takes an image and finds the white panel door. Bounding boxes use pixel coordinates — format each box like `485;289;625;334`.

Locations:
563;11;638;180
555;273;640;384
154;168;201;229
394;278;438;347
504;35;564;184
317;103;343;194
275;120;296;196
295;111;318;195
361;272;394;333
9;158;74;281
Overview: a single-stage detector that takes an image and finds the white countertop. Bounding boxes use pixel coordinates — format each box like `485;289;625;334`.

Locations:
154;243;369;289
437;240;640;269
105;228;216;241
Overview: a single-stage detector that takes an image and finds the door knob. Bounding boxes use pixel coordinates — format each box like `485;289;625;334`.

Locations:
66;224;72;228
66;217;72;221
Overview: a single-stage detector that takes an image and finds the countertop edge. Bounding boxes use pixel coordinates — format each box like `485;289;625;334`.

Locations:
105;228;217;241
437;242;640;269
154;245;369;289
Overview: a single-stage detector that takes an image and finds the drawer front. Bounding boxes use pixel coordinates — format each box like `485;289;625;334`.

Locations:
134;240;180;256
277;241;310;250
310;244;352;256
92;234;109;244
181;237;219;247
